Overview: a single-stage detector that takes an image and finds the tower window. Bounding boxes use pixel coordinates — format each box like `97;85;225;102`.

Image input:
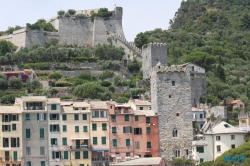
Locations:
169;95;171;98
173;149;180;157
172;81;175;86
173;129;178;137
176;113;180;116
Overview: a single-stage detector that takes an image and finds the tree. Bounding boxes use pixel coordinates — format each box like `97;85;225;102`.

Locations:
8;77;22;89
0;40;17;56
134;32;149;48
73;83;105;99
0;78;7;90
185;51;215;70
27;80;42;92
67;9;76;15
48;71;63;80
215;65;225;82
49;88;59;97
240;13;250;30
78;72;92;81
94;44;125;60
0;94;15;105
57;10;65;16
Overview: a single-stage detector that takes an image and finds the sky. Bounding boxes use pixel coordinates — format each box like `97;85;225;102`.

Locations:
0;0;182;41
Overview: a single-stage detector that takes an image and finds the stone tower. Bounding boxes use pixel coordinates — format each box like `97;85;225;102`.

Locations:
151;63;193;161
142;43;167;79
114;6;123;20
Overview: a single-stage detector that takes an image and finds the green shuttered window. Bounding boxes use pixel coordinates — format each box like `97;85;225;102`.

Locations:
146;127;151;134
112;139;117;147
102;137;106;145
75;126;79;132
75;151;80;159
63;125;67;132
83;126;88;132
146;117;151;123
93;137;97;145
64;151;68;160
41;161;45;166
102;123;107;130
51;104;57;110
12;124;16;131
62;137;67;145
126;139;130;146
74;114;79;120
125;115;129;121
112;127;116;133
40;128;44;138
83;151;88;159
147;142;152;148
83;114;87;120
92;123;97;131
62;114;67;121
26;129;31;138
135;116;139;121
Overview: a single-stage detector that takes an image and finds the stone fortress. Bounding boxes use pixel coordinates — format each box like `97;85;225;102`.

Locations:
0;7;141;60
142;43;206;161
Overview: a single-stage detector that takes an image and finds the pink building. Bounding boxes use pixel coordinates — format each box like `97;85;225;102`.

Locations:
107;102;159;164
228;100;245;110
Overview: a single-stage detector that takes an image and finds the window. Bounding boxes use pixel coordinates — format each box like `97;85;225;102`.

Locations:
50;113;59;120
112;127;117;133
37;113;46;121
146;127;151;134
51;104;57;110
52;151;61;159
200;158;204;163
134;128;142;135
126;139;130;146
75;126;79;132
83;151;88;159
74;114;79;120
82;107;86;110
74;108;79;110
217;145;221;152
26;147;31;155
135;141;140;148
63;125;67;132
231;144;235;149
26;129;31;138
62;138;67;145
172;81;175;86
144;154;152;158
27;161;31;166
25;114;30;120
123;126;132;133
231;135;235;140
102;123;107;130
40;128;44;138
196;147;204;153
3;114;11;122
41;161;45;166
13;151;18;161
173;129;178;137
62;114;67;121
126;152;130;157
64;151;68;160
135;116;139;121
51;138;58;145
125;115;129;121
3;137;9;147
75;151;80;159
83;114;87;120
12;114;18;121
200;114;203;118
92;111;99;118
146;117;150;123
2;125;11;132
186;149;189;156
93;137;97;145
100;110;107;117
112;139;117;147
50;124;60;132
147;142;152;148
92;123;97;131
40;146;45;155
176;113;180;116
169;95;171;98
11;138;19;147
102;137;106;145
173;149;180;157
5;151;9;161
216;136;221;140
139;107;143;110
111;115;116;122
83;126;88;132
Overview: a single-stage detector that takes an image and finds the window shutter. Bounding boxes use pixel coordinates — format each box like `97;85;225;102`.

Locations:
17;137;19;147
11;137;13;147
130;126;132;133
13;151;17;161
2;125;4;132
17;114;19;121
50;114;52;120
126;139;130;146
135;116;138;121
44;113;46;120
64;151;68;160
113;139;117;146
59;151;61;159
123;127;125;133
83;151;88;159
63;125;67;132
3;137;5;147
8;125;11;131
2;114;4;122
50;125;52;132
57;124;60;131
9;114;12;122
56;113;59;120
40;128;44;138
52;151;55;159
83;126;88;132
37;114;39;120
26;129;30;138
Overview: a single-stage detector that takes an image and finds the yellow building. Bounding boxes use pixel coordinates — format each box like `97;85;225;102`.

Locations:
0;106;22;166
90;101;110;166
61;101;92;166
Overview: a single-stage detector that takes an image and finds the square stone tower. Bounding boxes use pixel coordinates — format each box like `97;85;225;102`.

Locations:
142;43;167;79
151;63;193;161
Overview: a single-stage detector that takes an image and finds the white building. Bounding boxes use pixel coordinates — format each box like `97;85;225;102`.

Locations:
128;99;151;111
192;107;206;129
192;121;246;164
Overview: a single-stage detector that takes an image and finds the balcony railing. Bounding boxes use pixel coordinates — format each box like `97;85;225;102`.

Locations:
115;110;121;114
92;157;109;162
24;106;45;110
69;145;91;151
115;110;132;114
193;118;205;122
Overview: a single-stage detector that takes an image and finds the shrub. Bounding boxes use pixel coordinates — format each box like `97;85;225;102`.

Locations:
116;97;128;103
108;85;115;92
78;72;92;81
23;62;51;70
101;81;112;87
0;94;15;105
8;77;22;89
100;60;121;70
48;71;63;80
55;81;73;87
74;78;89;86
130;88;146;96
73;82;105;99
68;9;76;15
49;88;59;97
57;10;65;16
127;62;141;73
0;78;7;90
76;14;85;18
99;70;114;80
61;95;73;99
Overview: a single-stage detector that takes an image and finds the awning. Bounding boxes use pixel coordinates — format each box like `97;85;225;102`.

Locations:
92;148;109;152
70;137;89;140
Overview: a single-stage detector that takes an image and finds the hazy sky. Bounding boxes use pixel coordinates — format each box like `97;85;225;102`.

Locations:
0;0;182;41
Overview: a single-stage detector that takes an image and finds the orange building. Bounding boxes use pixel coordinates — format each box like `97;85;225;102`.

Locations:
107;102;159;164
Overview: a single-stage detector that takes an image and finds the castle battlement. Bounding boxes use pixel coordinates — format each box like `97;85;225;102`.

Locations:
238;113;250;119
152;62;187;73
142;43;167;49
114;33;141;53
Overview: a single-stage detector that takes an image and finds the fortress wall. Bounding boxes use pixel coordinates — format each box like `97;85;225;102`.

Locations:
92;18;124;46
112;38;135;60
50;18;59;30
25;30;46;48
58;17;93;46
75;9;99;17
191;77;206;107
0;28;27;48
44;32;59;42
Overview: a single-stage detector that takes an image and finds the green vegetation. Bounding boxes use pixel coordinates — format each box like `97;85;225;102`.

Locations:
90;8;113;21
0;40;17;57
0;26;22;36
26;19;56;32
8;77;22;89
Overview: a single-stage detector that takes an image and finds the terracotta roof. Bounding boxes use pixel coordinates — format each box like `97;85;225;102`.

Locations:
229;100;242;104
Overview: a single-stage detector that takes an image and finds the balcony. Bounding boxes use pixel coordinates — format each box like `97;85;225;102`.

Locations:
69;145;91;151
115;110;121;114
92;157;109;162
115;109;132;114
192;140;208;146
24;106;45;110
193;117;205;122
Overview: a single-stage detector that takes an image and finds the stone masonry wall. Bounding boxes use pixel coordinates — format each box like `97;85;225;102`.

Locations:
151;64;193;161
142;43;167;79
25;30;46;48
191;77;207;107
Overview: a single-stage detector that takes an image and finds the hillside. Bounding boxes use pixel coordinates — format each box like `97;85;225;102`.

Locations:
134;0;250;122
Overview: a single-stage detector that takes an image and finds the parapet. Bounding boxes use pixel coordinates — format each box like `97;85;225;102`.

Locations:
152;62;187;73
238;113;250;119
114;33;141;53
142;43;167;50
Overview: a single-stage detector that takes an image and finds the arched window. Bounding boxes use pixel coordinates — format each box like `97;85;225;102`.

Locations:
173;149;180;157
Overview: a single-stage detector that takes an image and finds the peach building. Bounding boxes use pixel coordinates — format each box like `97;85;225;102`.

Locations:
90;101;110;166
0;106;22;166
107;102;159;164
60;101;92;166
228;100;245;110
